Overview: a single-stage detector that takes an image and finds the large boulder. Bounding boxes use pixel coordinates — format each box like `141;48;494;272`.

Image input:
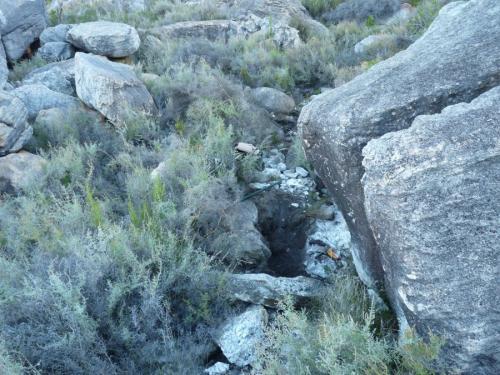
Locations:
0;91;32;156
12;84;80;120
0;0;48;61
299;0;500;287
215;305;267;367
150;20;234;42
67;21;140;58
0;151;46;194
362;86;500;375
23;59;76;96
227;273;324;308
74;52;157;125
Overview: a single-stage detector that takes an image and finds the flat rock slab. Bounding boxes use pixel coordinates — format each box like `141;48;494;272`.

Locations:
67;21;140;58
362;86;500;374
0;0;48;61
299;0;500;287
215;305;267;367
227;273;325;307
74;52;156;125
0;151;46;194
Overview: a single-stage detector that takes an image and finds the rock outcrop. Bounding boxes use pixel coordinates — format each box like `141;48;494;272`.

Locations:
0;91;32;156
362;86;500;375
0;151;46;194
74;53;156;125
227;273;324;307
299;0;500;287
0;0;48;61
67;21;140;58
150;15;301;49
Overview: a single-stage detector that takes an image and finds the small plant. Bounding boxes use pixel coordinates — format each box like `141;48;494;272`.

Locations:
365;15;376;27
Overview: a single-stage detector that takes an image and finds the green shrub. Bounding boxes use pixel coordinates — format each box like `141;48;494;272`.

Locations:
254;274;443;375
301;0;344;18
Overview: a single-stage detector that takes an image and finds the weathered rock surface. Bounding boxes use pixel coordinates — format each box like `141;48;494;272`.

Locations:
0;91;31;156
38;42;75;62
299;0;500;287
0;0;48;61
12;84;80;120
362;86;500;375
23;59;76;96
227;273;324;307
0;151;46;193
215;305;267;367
67;21;140;58
40;24;73;44
250;87;295;115
74;53;156;125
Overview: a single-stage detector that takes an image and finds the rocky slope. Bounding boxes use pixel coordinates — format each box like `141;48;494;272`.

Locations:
0;0;496;374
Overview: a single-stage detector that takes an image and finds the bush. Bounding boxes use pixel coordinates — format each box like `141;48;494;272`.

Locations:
253;274;443;375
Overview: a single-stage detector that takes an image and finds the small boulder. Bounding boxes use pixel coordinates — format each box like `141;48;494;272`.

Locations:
74;52;156;125
23;59;76;96
0;91;31;156
215;305;267;367
0;151;46;194
38;42;75;62
204;362;230;375
12;84;80;120
67;21;140;58
227;273;324;308
250;87;295;115
0;0;48;61
40;24;73;44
